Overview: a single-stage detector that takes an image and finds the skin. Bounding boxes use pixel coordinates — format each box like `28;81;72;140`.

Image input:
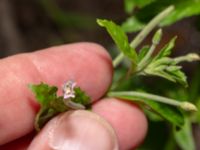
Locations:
0;43;147;150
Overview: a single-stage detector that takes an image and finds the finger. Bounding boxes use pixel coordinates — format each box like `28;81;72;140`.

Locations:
0;42;113;145
0;132;34;150
28;98;147;150
28;110;119;150
93;98;148;150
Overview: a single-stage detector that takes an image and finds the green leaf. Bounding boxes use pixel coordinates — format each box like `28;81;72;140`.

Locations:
97;19;138;64
145;62;188;86
174;118;196;150
145;69;177;82
139;36;195;87
145;101;184;128
29;83;58;106
154;37;176;60
72;87;91;106
160;1;200;26
121;16;145;33
124;0;156;14
191;98;200;123
123;1;200;33
143;107;163;122
124;0;135;14
189;68;200;101
166;67;187;86
108;91;184;127
133;0;200;27
35;107;58;131
138;46;150;62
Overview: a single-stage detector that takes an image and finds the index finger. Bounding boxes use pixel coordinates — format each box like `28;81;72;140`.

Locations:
0;43;113;145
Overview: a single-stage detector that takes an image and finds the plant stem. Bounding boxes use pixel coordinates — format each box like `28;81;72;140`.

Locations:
137;28;162;70
113;5;174;68
108;91;180;106
113;53;124;68
108;91;197;111
137;42;157;70
129;6;173;48
174;53;200;64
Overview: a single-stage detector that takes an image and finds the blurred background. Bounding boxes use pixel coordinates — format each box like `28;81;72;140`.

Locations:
0;0;126;57
0;0;200;150
1;0;200;57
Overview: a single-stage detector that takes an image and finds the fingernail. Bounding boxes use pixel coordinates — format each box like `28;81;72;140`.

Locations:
47;110;118;150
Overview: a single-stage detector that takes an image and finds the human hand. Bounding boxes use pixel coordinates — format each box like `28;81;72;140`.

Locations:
0;43;147;150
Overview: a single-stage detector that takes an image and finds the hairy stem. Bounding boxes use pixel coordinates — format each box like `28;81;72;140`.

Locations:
108;91;197;111
113;5;174;68
137;42;157;70
174;53;200;64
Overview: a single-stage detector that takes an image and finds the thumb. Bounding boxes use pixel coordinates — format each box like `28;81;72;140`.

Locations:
28;110;119;150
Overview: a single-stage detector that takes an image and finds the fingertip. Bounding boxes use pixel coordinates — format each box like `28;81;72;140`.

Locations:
28;110;118;150
29;42;113;101
93;98;148;150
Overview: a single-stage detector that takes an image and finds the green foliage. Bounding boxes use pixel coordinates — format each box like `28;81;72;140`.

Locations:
72;87;91;106
152;28;162;44
29;83;58;106
98;17;198;129
29;3;200;149
35;107;58;131
123;0;200;32
138;46;150;62
108;91;184;127
154;37;176;60
96;2;200;150
124;0;156;14
144;58;188;86
140;37;191;86
97;19;138;65
137;29;163;70
160;0;200;26
189;66;200;102
145;101;184;128
192;99;200;123
189;68;200;123
121;16;145;32
174;118;196;150
144;51;200;86
29;82;90;131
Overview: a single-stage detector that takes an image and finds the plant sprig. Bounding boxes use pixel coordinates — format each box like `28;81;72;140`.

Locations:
137;34;200;87
29;82;90;131
30;5;199;132
111;5;175;68
97;5;199;128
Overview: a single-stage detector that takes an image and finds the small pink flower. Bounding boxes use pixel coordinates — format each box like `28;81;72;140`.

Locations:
62;80;76;99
